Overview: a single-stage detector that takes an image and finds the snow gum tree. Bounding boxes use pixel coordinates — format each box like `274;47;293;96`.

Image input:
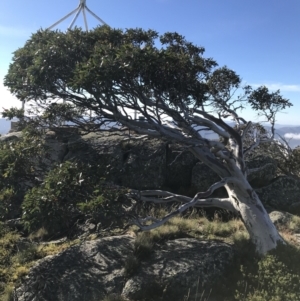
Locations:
4;26;292;254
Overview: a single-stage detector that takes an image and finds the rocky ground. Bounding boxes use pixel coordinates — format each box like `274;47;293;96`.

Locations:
1;129;300;301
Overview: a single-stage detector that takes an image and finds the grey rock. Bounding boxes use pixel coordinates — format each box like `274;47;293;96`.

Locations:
246;156;277;188
289;202;300;212
14;235;134;301
165;144;198;192
256;176;300;213
121;139;167;190
14;236;234;301
44;137;68;163
122;239;234;301
0;131;23;142
191;163;221;194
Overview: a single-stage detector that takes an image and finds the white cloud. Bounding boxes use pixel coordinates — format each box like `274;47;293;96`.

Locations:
251;83;300;92
0;78;22;111
284;133;300;140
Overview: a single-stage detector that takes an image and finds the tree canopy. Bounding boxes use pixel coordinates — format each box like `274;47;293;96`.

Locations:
3;26;293;254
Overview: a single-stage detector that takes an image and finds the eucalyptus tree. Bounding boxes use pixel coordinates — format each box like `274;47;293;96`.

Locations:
4;26;292;254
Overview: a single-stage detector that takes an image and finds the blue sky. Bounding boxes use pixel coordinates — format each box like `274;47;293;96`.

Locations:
0;0;299;125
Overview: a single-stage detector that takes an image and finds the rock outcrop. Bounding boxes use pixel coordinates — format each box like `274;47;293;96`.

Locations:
256;176;300;213
122;239;234;301
3;129;300;212
246;156;277;188
14;235;234;301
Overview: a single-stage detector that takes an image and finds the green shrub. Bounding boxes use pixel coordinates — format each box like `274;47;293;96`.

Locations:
235;243;300;301
22;161;126;236
1;285;14;301
13;245;43;264
22;161;96;235
0;129;46;220
134;232;154;260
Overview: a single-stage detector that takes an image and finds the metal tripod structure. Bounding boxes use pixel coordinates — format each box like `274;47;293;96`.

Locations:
45;0;110;121
17;1;109;127
47;0;109;31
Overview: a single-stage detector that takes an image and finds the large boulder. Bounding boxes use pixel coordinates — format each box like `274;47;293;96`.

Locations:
44;130;69;163
120;139;167;190
0;131;22;142
14;236;234;301
14;235;134;301
191;162;222;195
122;239;234;301
256;176;300;213
246;156;277;188
165;144;198;193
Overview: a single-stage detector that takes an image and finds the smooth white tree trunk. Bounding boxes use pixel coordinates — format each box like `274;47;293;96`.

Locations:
225;177;284;255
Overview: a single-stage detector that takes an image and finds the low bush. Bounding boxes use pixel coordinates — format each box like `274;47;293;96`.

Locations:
0;127;47;220
22;161;127;237
234;243;300;301
22;161;97;235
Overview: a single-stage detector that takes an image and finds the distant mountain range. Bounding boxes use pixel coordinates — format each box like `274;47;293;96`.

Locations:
271;126;300;149
1;118;300;148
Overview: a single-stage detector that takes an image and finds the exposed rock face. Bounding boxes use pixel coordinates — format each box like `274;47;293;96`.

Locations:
256;176;300;213
122;239;234;301
246;156;277;188
191;162;220;194
4;130;300;212
165;145;198;192
14;235;134;301
14;236;234;301
120;139;167;189
0;131;23;142
79;132;198;191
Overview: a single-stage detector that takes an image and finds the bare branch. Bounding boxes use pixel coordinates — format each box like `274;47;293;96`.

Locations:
131;196;236;230
188;115;230;139
130;178;239;230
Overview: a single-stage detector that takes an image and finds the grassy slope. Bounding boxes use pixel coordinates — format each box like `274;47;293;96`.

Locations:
1;210;300;301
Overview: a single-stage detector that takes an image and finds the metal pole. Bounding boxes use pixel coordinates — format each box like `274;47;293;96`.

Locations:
48;1;109;31
48;7;79;30
85;6;108;26
69;6;82;29
82;7;89;31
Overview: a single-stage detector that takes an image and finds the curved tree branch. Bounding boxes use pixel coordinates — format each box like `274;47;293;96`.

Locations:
130;178;239;231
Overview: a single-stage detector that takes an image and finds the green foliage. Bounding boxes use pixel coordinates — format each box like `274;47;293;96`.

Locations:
1;107;24;120
1;285;14;301
235;243;300;301
134;232;154;260
22;161;126;236
76;195;105;214
13;245;43;265
248;86;291;114
4;26;291;124
4;27;215;108
276;147;300;178
22;161;95;235
0;129;46;219
0;189;15;220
